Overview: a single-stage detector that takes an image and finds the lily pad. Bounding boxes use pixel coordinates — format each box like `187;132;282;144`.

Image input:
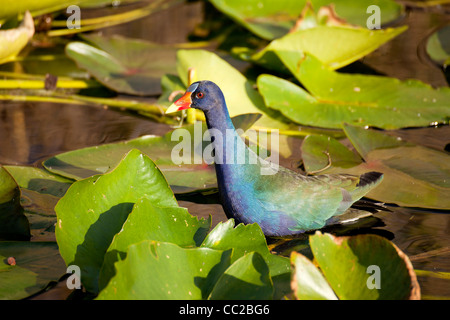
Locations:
208;251;273;300
98;197;211;290
258;55;450;129
65;34;178;95
43;113;261;194
4;166;73;222
55;149;178;293
0;166;30;240
209;0;404;40
291;232;420;300
200;219;291;299
235;6;406;72
0;11;34;64
426;24;450;66
301;124;450;209
97;240;232;300
290;251;338;300
0;241;66;300
4;166;73;198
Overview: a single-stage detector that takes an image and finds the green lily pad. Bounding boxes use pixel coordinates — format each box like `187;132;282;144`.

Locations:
426;24;450;66
208;251;273;300
290;251;338;300
55;149;178;293
4;166;73;198
235;5;406;72
2;43;90;79
0;166;30;240
175;49;289;129
200;219;291;299
295;232;421;300
258;55;450;129
0;241;66;300
65;34;178;95
97;241;232;300
98;197;211;290
0;11;34;64
301;124;450;209
43;113;261;194
3;166;73;228
209;0;404;40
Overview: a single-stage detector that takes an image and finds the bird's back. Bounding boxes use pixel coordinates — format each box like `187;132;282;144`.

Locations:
218;157;383;236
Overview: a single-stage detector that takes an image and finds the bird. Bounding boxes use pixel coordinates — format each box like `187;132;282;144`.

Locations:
165;80;384;237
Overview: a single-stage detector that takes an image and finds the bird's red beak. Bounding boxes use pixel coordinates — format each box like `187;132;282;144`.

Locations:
165;91;192;114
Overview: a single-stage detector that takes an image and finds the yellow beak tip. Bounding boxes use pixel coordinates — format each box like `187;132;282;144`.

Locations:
165;103;180;114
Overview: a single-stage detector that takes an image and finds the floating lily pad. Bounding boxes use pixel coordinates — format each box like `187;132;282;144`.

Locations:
208;251;273;300
55;149;178;293
98;197;211;291
301;124;450;209
234;4;406;72
258;55;450;129
97;241;232;300
3;166;73;228
290;232;420;300
426;24;450;66
0;11;34;64
200;219;291;299
0;166;30;240
290;251;338;300
209;0;404;40
0;241;66;300
65;34;178;95
4;166;73;198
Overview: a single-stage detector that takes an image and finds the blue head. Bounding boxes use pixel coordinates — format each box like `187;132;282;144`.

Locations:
165;80;226;114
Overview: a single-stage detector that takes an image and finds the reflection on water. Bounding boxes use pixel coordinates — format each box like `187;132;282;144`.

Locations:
1;1;449;299
0;101;171;166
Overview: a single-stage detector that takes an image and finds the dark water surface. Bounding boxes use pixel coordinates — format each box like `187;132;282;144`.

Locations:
1;1;449;299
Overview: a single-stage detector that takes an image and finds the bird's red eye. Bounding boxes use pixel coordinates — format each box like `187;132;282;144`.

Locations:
196;92;204;99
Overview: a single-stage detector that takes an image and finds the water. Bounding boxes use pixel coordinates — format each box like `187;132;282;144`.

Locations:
1;0;449;299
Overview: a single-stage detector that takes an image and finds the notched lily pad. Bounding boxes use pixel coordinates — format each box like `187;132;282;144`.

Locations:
65;34;178;95
301;124;450;209
98;197;211;291
235;4;406;72
291;232;420;300
55;149;178;293
258;55;450;129
209;0;403;40
97;241;232;300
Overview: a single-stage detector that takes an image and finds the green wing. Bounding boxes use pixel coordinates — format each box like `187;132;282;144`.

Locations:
252;167;383;231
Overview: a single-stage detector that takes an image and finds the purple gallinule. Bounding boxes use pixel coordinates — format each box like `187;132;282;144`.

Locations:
166;80;383;236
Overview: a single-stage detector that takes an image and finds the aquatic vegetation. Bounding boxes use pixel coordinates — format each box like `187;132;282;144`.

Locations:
0;0;449;300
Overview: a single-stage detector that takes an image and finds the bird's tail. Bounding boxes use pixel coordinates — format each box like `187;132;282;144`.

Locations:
335;171;383;216
351;171;384;202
